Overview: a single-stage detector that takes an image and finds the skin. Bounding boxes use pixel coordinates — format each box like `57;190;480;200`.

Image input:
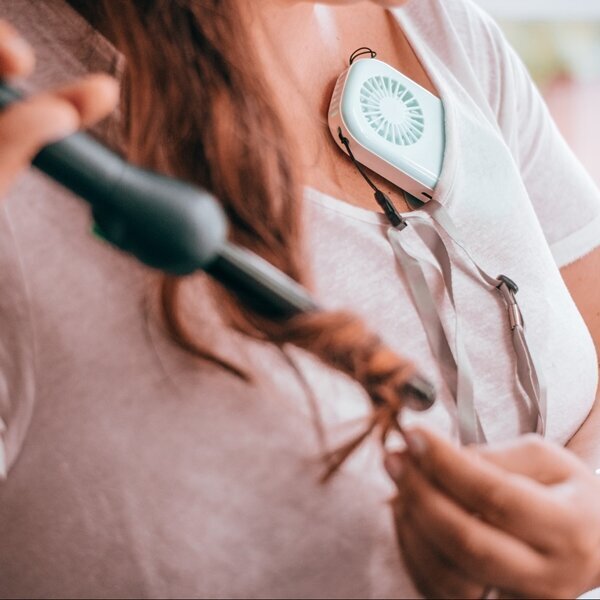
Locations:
385;429;600;598
0;21;118;196
2;2;600;597
241;0;420;212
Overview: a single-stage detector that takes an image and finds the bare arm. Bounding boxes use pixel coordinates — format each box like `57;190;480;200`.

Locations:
567;393;600;469
561;245;600;466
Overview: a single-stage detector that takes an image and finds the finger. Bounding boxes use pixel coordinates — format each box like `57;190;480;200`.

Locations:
401;459;548;596
396;512;483;599
475;434;586;484
384;451;407;481
0;95;79;193
0;75;119;156
54;74;119;128
0;76;118;196
0;21;35;77
403;427;574;547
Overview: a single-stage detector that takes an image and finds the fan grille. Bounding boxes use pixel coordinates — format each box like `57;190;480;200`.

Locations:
360;75;425;146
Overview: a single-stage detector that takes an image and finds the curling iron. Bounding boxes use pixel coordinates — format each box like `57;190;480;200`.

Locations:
0;81;435;410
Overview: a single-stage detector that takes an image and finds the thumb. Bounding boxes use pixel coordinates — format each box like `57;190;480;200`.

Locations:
384;451;408;485
475;434;584;484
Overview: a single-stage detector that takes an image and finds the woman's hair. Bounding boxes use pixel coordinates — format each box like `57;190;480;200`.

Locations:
88;0;417;477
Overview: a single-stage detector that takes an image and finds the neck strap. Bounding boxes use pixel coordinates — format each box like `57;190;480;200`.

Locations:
388;201;546;443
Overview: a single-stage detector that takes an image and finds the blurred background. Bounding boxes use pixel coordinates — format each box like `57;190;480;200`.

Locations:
477;0;600;186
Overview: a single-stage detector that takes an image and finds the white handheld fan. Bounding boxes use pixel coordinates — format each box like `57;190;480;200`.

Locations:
328;54;446;202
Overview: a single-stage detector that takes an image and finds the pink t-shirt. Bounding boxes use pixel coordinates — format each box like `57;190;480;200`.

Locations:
1;0;599;597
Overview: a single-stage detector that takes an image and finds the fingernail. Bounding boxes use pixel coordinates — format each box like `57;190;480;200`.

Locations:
0;24;35;72
405;430;428;457
384;454;404;481
5;34;31;55
0;22;32;55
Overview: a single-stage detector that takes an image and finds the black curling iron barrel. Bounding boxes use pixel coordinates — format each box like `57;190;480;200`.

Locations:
0;81;435;410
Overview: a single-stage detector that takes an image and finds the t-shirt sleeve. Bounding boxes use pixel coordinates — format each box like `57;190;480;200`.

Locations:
468;1;600;268
0;202;37;479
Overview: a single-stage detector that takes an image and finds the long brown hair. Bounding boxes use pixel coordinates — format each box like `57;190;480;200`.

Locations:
81;0;418;477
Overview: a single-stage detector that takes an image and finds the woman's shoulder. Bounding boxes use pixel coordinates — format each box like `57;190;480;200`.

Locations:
397;0;524;121
401;0;503;43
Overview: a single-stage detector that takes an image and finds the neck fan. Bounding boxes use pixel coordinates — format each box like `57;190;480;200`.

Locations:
328;49;445;203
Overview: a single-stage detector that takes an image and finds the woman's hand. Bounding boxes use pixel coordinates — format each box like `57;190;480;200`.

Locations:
385;429;600;599
0;20;118;197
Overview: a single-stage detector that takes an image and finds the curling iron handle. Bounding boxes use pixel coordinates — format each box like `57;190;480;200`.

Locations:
0;81;228;274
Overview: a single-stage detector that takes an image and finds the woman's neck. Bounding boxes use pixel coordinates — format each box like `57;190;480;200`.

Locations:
242;1;436;211
244;2;413;126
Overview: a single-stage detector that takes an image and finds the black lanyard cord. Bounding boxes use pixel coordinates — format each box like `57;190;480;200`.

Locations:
337;128;407;230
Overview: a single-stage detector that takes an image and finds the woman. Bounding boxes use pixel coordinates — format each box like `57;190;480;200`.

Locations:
0;0;599;597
